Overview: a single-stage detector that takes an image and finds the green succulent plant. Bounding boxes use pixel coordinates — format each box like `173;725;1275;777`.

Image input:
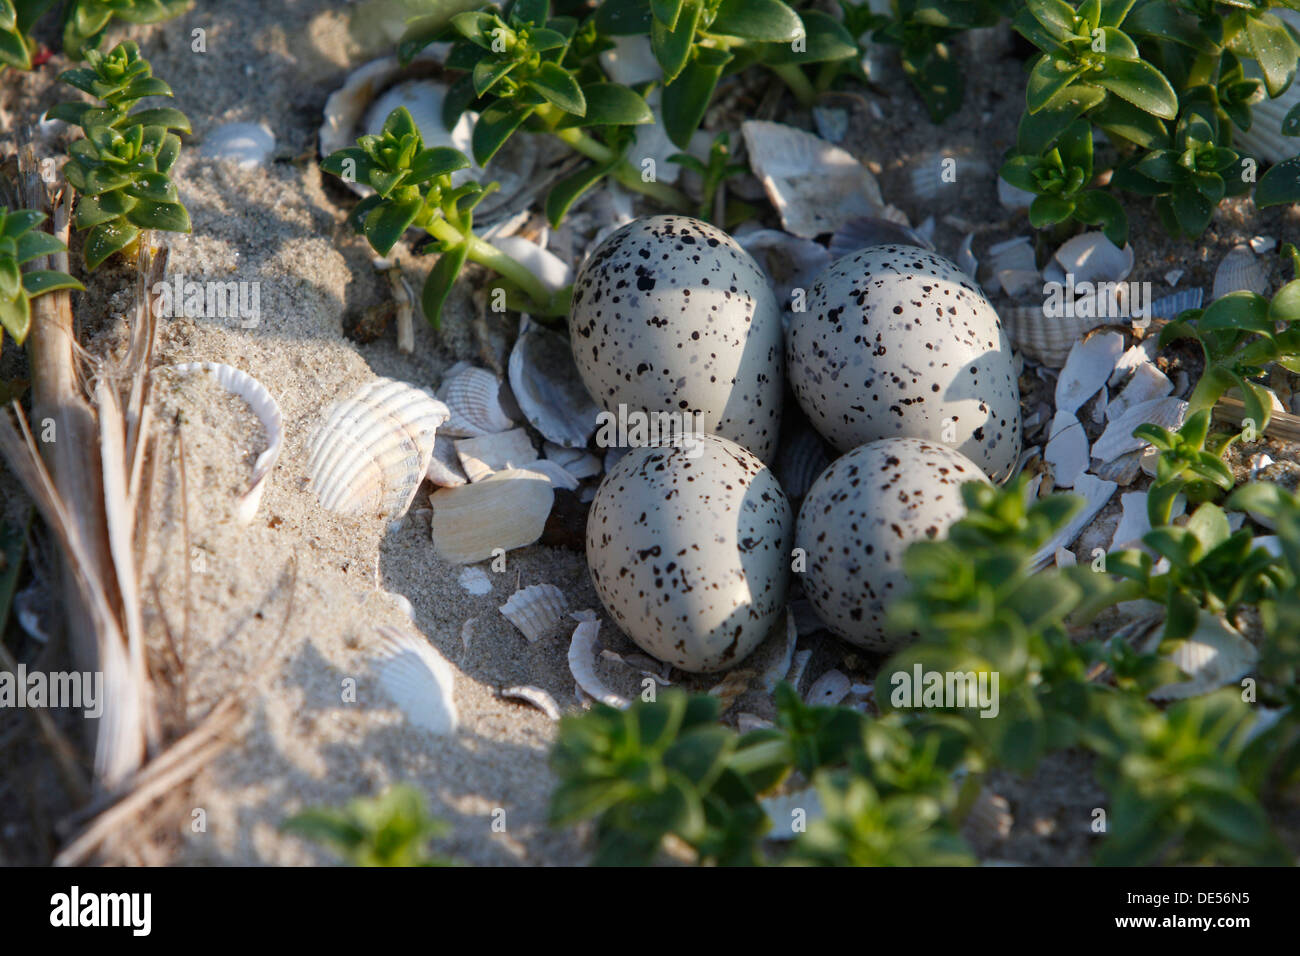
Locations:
281;784;453;866
0;206;84;346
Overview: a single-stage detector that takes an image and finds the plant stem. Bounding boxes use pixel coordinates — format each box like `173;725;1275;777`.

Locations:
551;127;691;208
728;736;793;777
423;215;552;309
768;63;818;108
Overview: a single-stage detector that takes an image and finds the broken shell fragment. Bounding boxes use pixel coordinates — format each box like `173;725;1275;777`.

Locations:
429;468;554;564
373;625;458;735
500;685;562;721
1146;613;1258;701
828;215;934;259
1000;304;1115;369
1043;232;1134;287
167;362;283;526
741;120;885;238
306;377;449;520
200;122;276;169
568;617;629;709
544;442;602;479
454;428;536;482
805;669;851;707
1031;473;1117;570
426;434;468;487
1092;397;1188;463
734;228;832;311
1055;332;1125;416
499;583;569;643
508;317;600;448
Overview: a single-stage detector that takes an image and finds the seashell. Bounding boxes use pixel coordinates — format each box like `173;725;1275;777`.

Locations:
490;236;572;294
499;583;568;643
544;442;602;479
828;216;934;259
956;232;978;282
624;90;713;189
321;58;534;223
760;786;824;841
1150;287;1203;319
759;608;799;693
372;625;458;735
1093;449;1143;485
740;120;886;238
1212;244;1269;300
598;35;660;86
199;122;275;169
737;713;774;733
1108;362;1172;421
999;303;1115;369
1092;397;1187;463
985;236;1039;298
1146;612;1258;701
306;377;448;520
461;617;476;653
1043;232;1134;286
1055;331;1125;415
1090;386;1109;424
508;316;600;448
429;468;553;564
805;669;851;707
14;579;52;643
909;150;991;203
734;228;833;311
426;434;468;487
812;105;849;143
997;174;1035;212
454;428;536;483
1109;339;1160;386
787;648;813;692
568;618;629;708
708;669;755;713
1110;491;1154;550
500;685;562;721
774;424;832;500
521;458;580;491
1044;411;1089;489
1165;269;1184;286
457;566;493;595
167;362;284;526
437;365;515;437
1234;12;1300;163
1250;235;1277;255
1054;547;1076;568
1031;473;1117;570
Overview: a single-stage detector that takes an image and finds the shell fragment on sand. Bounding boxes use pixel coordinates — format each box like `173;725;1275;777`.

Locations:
1055;332;1125;415
568;617;629;708
1092;397;1188;464
429;468;554;564
454;428;536;483
499;583;568;643
508;317;600;448
500;685;562;721
372;625;458;735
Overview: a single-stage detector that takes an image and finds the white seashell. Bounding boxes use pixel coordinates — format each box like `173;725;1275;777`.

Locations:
740;120;886;238
454;428;536;483
521;458;580;491
1108;362;1172;421
508;316;600;448
1146;613;1258;701
1093;449;1144;485
500;685;562;721
805;669;851;707
1092;397;1187;463
956;232;978;282
1108;339;1160;386
544;442;602;479
1165;269;1184;286
499;583;568;643
1031;473;1117;570
458;566;493;595
737;713;774;733
568;618;629;708
1212;244;1269;300
774;425;832;500
761;787;824;841
490;236;573;294
429;468;554;564
426;434;468;487
1234;12;1300;164
1150;287;1204;319
1000;303;1115;368
909;150;991;203
437;365;515;437
373;625;458;735
997;175;1035;212
1054;547;1076;568
598;35;661;86
1055;331;1125;415
759;608;799;693
787;648;813;692
1110;491;1154;550
1044;411;1089;488
734;227;833;311
827;215;934;259
986;236;1039;297
1043;232;1134;286
812;105;849;143
1250;236;1277;255
167;362;283;526
307;377;448;519
1090;386;1109;424
199;122;275;169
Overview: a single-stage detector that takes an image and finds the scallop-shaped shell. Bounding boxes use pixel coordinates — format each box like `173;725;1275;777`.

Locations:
740;120;886;238
1146;613;1258;701
1150;287;1204;319
1234;13;1300;163
508;317;600;448
1043;232;1134;286
499;583;569;643
999;303;1117;368
429;468;554;564
306;377;448;519
168;362;283;526
1212;244;1269;300
372;625;458;735
828;215;934;259
320;57;534;222
437;365;515;437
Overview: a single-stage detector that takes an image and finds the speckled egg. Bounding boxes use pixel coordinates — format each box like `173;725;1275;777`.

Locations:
570;216;784;462
786;244;1021;482
796;437;989;651
586;433;793;672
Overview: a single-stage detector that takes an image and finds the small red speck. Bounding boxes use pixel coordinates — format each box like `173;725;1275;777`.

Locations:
32;45;53;66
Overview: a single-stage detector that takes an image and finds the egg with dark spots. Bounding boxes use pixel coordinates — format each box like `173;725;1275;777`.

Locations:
785;244;1021;481
796;437;989;651
570;216;784;462
586;433;793;672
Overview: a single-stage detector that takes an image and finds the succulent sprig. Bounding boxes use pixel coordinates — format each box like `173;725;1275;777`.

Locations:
0;206;84;346
0;0;190;70
51;40;192;270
